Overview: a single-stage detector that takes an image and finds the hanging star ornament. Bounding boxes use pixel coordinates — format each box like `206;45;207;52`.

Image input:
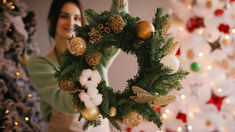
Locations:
206;91;226;112
208;38;222;52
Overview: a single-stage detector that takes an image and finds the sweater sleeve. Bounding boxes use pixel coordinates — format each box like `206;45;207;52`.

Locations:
27;57;76;114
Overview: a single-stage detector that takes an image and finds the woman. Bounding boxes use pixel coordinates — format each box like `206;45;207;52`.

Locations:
27;0;112;131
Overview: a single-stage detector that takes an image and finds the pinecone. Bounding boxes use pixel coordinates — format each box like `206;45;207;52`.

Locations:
58;77;76;92
108;14;126;33
85;51;102;66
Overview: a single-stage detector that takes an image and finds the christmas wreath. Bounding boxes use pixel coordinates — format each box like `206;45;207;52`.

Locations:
54;8;189;130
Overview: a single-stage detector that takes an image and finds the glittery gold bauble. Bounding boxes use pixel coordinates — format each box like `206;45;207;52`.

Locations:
108;14;126;33
186;49;194;60
109;107;117;117
20;54;29;66
81;107;100;121
72;98;79;113
123;110;143;127
136;21;155;40
58;77;76;91
85;51;102;66
68;37;86;56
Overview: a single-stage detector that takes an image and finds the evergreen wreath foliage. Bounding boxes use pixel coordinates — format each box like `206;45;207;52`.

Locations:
54;8;189;131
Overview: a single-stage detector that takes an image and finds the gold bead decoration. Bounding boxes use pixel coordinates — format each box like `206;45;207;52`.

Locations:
58;77;76;92
108;14;126;33
85;51;102;66
123;110;143;127
136;21;155;40
109;107;117;117
104;27;111;34
81;107;100;121
97;24;104;30
68;37;86;56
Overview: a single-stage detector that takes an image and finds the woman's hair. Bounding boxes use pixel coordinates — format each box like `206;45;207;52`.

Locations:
47;0;85;39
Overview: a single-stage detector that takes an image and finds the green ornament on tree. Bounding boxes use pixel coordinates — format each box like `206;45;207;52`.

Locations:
191;62;201;72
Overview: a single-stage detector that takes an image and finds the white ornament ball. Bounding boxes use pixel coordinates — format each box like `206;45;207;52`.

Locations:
85;81;98;89
160;55;179;73
84;100;96;109
82;69;93;78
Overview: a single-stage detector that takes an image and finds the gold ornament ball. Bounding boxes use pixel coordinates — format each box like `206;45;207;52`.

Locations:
136;21;155;40
58;77;76;91
108;14;126;33
81;107;100;121
85;51;102;66
123;110;143;127
109;107;117;117
68;37;86;56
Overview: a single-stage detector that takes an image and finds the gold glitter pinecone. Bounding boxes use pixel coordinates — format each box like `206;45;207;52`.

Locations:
108;14;126;33
123;110;143;127
58;77;76;92
85;51;102;66
68;37;86;56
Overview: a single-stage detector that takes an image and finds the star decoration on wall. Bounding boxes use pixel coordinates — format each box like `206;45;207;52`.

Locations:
208;38;221;52
206;91;226;111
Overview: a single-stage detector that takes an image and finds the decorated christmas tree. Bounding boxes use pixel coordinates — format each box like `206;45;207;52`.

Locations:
0;0;42;131
159;0;235;132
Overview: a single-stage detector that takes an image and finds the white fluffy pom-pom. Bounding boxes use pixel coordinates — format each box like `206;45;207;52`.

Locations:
91;94;103;105
87;88;98;96
85;81;98;89
79;91;90;102
84;100;96;108
79;76;88;86
91;70;101;84
81;69;93;78
160;55;179;74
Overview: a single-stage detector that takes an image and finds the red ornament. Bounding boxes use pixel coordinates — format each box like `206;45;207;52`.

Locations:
176;112;187;123
140;130;145;132
230;0;235;2
214;9;224;16
186;16;205;32
154;106;161;113
218;24;230;34
207;91;226;111
126;127;132;132
176;48;181;56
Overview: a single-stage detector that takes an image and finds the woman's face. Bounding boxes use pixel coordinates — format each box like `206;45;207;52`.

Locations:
56;2;82;39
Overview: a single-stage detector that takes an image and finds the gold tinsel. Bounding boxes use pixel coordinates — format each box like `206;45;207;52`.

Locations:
166;41;179;55
68;37;86;56
162;23;171;37
88;28;103;44
123;110;143;127
108;14;126;33
85;51;102;66
58;77;76;92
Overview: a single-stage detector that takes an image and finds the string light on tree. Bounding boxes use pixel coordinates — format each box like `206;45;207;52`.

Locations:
28;94;32;98
198;52;203;57
14;122;19;126
177;127;183;132
25;117;29;121
181;94;186;99
16;72;20;76
5;109;9;114
162;113;168;119
207;65;212;70
165;109;170;113
232;28;235;33
217;88;223;93
224;35;230;40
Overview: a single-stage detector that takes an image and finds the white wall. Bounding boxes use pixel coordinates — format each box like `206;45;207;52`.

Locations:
23;0;170;92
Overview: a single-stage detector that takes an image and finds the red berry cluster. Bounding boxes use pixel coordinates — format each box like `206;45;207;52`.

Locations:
186;16;205;32
218;24;230;34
